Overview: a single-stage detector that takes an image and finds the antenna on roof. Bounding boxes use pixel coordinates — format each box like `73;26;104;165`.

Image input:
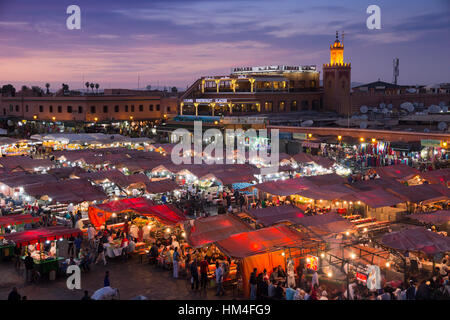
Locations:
393;58;399;85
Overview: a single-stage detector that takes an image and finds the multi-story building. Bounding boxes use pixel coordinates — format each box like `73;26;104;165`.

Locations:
0;89;179;122
179;65;323;117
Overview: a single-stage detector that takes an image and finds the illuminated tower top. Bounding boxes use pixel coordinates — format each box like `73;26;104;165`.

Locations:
330;31;344;65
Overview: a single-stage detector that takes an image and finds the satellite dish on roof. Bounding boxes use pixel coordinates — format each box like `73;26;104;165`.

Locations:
442;106;448;113
360;105;368;114
360;122;368;129
407;88;416;93
428;105;441;113
387;104;393;109
382;108;389;114
400;102;414;112
439;101;446;107
379;103;386;109
424;128;430;133
438;122;448;131
413;102;419;107
301;120;314;127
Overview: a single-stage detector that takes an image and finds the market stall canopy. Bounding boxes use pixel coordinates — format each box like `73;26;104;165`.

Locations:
184;214;252;248
407;210;450;224
304;173;346;187
0;157;54;173
387;184;449;204
3;226;82;246
0;173;58;188
375;164;420;181
216;225;307;258
247;205;304;226
253;177;313;196
47;167;85;180
381;226;450;255
88;197;186;227
296;185;351;201
349;177;403;192
340;188;404;208
295;212;353;235
78;169;130;188
24;178;108;204
292;153;315;165
419;169;450;186
0;214;41;228
144;179;180;194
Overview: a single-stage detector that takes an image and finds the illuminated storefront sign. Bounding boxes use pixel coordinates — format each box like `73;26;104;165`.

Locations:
421;139;441;147
293;133;307;140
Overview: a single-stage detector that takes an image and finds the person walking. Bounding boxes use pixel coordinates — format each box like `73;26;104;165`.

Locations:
200;256;209;291
67;235;75;257
87;225;96;249
74;235;82;258
24;252;34;283
95;240;107;266
215;262;224;296
173;247;180;278
250;268;258;300
104;271;110;287
8;287;21;301
190;259;199;290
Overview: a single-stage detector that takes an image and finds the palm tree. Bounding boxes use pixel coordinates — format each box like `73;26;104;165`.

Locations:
85;82;90;93
95;83;99;93
90;83;94;92
45;83;50;94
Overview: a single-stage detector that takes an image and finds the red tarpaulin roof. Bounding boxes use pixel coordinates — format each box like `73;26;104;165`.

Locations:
247;205;304;227
88;197;186;227
407;210;450;224
375;164;420;180
0;214;41;228
184;214;252;248
381;226;450;255
216;225;306;258
3;226;82;246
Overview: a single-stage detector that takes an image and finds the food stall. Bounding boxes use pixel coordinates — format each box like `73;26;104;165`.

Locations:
3;226;82;277
215;225;326;298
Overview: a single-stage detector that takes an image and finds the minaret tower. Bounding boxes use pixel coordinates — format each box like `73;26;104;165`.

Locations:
323;31;352;115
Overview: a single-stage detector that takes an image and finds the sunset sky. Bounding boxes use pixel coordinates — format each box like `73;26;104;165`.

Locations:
0;0;449;90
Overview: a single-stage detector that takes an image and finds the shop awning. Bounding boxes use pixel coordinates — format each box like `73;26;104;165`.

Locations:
184;214;252;248
88;197;186;227
407;210;450;224
216;225;307;258
381;226;450;255
0;214;41;228
3;226;82;246
247;205;304;226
